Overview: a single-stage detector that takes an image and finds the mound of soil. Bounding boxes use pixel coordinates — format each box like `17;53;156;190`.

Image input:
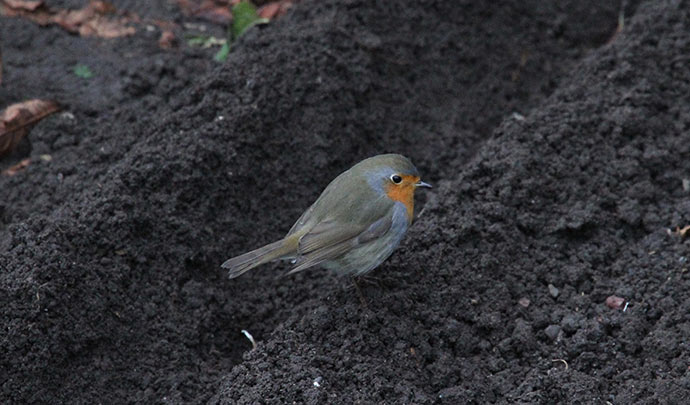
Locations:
1;0;688;403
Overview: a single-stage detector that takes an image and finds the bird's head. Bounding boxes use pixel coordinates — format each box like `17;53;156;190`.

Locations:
356;154;432;220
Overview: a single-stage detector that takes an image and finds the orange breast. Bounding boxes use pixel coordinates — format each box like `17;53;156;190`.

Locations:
385;175;419;221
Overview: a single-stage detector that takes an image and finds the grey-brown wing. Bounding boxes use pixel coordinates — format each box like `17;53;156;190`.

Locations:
286;171;350;237
286;201;316;236
286;170;386;238
287;214;393;275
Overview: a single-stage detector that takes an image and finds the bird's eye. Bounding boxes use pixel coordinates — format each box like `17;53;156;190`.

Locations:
390;174;402;184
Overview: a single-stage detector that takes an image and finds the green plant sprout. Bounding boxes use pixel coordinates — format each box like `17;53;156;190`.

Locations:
215;1;269;62
73;64;93;79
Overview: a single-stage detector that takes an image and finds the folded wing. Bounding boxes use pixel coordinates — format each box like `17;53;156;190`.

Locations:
287;214;392;275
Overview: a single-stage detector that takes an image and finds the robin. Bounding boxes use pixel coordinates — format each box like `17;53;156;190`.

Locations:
222;154;432;278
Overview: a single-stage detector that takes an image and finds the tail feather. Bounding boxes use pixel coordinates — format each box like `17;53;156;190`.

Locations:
221;239;291;279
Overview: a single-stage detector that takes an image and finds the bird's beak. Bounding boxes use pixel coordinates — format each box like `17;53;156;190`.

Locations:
415;180;432;189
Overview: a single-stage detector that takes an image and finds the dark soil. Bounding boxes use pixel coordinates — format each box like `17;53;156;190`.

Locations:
2;0;689;403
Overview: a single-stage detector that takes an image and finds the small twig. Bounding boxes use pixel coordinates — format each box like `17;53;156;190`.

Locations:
241;329;257;350
606;0;627;44
552;358;569;370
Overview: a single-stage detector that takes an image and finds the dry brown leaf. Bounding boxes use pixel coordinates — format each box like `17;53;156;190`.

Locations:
257;0;292;19
0;100;60;157
2;0;42;11
1;157;31;176
1;1;61;25
0;0;135;38
605;295;625;310
55;1;136;38
674;225;690;238
177;0;233;25
146;19;179;49
158;30;176;49
176;0;294;26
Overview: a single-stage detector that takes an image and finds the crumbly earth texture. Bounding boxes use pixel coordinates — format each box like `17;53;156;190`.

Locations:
1;0;689;403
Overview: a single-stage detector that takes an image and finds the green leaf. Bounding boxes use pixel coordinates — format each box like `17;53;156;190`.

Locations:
186;35;210;47
186;34;226;48
73;64;93;79
231;1;269;40
214;42;231;62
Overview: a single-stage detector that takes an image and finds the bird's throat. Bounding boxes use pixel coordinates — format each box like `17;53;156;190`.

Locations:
386;183;415;221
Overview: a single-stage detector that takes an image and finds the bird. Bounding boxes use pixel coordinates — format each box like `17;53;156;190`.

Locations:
222;154;432;279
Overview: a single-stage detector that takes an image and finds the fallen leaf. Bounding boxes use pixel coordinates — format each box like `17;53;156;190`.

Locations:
0;1;59;25
0;0;136;38
605;295;625;310
158;29;176;48
257;0;292;19
2;0;42;11
177;0;233;25
1;158;31;176
0;100;60;157
55;1;136;38
149;19;179;49
674;225;690;238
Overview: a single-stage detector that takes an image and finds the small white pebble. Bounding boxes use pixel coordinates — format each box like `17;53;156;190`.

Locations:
60;112;75;120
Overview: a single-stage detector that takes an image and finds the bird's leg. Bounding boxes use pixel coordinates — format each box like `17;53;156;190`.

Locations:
353;274;385;288
350;277;369;309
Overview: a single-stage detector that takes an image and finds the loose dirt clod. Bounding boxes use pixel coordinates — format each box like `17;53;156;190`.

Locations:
605;295;626;310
